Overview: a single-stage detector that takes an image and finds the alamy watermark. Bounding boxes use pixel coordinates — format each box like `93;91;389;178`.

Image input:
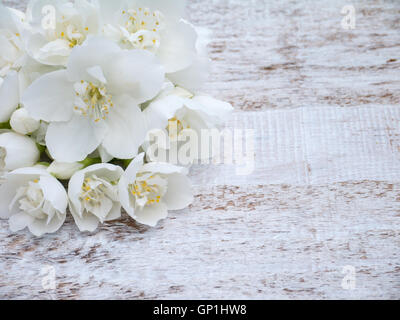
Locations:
40;264;57;300
41;5;56;30
341;265;356;290
341;5;356;30
145;120;255;176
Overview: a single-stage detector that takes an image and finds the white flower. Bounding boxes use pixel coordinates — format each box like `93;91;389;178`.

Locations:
97;0;198;73
25;0;101;66
118;153;193;227
168;26;211;91
0;4;26;123
48;161;84;180
143;84;233;163
0;167;68;236
68;163;124;232
22;36;165;162
10;108;40;134
146;84;233;132
0;132;40;174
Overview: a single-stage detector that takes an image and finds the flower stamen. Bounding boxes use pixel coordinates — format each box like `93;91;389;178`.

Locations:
121;7;164;51
128;173;167;208
74;81;113;123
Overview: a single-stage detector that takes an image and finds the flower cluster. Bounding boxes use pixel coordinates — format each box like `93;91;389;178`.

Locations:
0;0;232;236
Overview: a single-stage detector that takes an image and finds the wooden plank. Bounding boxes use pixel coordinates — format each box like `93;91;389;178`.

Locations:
186;0;400;110
1;0;399;300
0;182;399;299
192;106;400;186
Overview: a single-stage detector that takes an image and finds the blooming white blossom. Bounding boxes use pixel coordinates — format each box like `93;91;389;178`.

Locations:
97;0;197;74
0;0;232;236
25;0;101;66
0;132;40;174
22;36;164;162
143;84;233;163
69;163;123;232
10;107;40;134
0;167;68;236
145;83;233;132
118;153;193;227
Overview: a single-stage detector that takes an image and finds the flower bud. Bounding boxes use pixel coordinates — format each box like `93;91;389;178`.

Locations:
0;132;40;172
10;108;40;135
48;161;85;180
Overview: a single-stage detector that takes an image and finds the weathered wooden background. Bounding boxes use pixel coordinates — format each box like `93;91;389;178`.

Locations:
1;0;399;299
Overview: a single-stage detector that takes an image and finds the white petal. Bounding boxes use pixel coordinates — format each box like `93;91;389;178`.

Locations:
0;174;33;218
187;96;234;124
105;202;121;221
28;213;66;237
0;71;19;122
0;34;19;63
38;174;68;213
167;55;210;91
123;153;145;182
70;206;100;232
79;163;124;181
163;173;193;210
102;96;147;159
22;70;74;122
9;212;35;232
141;162;188;176
26;33;70;66
95;0;125;24
8;166;48;176
158;20;197;73
37;39;71;61
46;114;106;162
134;202;168;227
144;94;184;130
91;196;113;222
0;3;18;31
67;36;121;82
86;65;107;84
105;49;164;104
97;145;113;163
75;0;101;32
68;169;86;216
118;175;134;218
118;153;144;218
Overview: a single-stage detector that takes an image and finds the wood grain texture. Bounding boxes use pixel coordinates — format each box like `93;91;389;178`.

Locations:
1;0;399;300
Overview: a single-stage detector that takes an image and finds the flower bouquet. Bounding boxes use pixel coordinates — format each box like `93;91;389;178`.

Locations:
0;0;232;236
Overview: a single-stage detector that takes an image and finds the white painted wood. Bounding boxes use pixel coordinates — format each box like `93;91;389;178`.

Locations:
1;0;399;300
191;106;400;186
